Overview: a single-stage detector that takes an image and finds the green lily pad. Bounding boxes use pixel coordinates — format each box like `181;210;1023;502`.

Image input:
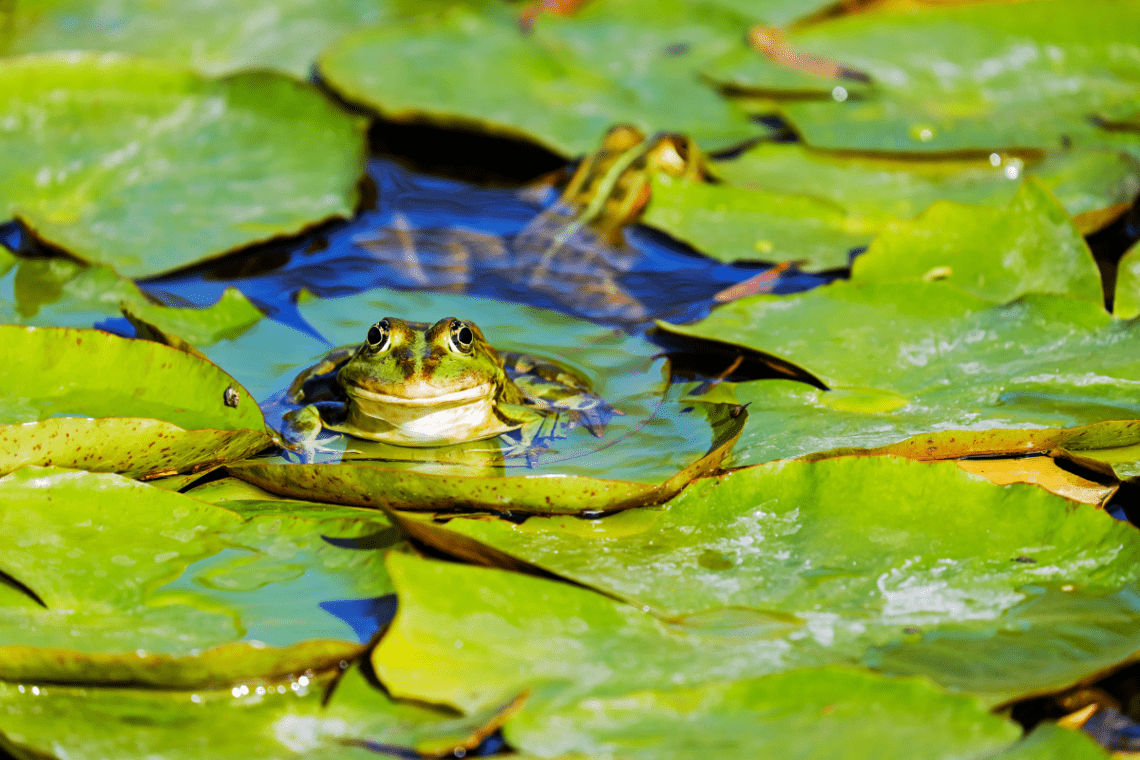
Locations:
851;178;1101;304
509;667;1019;760
660;283;1140;465
992;723;1109;760
0;467;396;686
394;457;1140;707
0;53;365;278
0;0;395;78
1116;240;1140;320
642;172;871;270
711;142;1140;235
708;0;1140;152
229;406;743;515
0;326;269;477
0;667;514;760
318;1;759;156
0;248;263;340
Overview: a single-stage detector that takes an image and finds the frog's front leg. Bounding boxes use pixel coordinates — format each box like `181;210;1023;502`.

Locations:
280;401;349;463
286;347;356;403
499;412;562;467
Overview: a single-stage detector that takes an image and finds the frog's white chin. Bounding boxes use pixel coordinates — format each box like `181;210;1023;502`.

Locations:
341;381;513;445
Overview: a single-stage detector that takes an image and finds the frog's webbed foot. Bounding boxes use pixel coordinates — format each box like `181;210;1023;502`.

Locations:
559;397;623;438
280;403;348;464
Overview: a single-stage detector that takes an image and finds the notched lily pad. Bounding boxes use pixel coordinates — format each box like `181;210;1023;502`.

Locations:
399;457;1140;706
711;142;1140;236
0;326;270;477
0;52;366;278
661;283;1140;466
851;178;1102;304
317;2;759;156
0;467;397;686
229;407;745;515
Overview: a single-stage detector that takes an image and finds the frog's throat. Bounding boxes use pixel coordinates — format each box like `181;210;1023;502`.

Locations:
339;381;518;446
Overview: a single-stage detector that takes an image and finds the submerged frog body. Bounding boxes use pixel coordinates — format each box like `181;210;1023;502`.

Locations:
280;316;614;462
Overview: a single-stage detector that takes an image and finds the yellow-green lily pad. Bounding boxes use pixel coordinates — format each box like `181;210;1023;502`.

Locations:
660;283;1140;465
386;458;1140;707
707;0;1140;152
711;142;1140;235
318;1;760;156
0;667;513;760
1116;240;1140;320
0;326;270;477
0;248;263;340
0;0;395;78
229;406;743;515
0;53;365;278
851;178;1101;304
0;467;396;686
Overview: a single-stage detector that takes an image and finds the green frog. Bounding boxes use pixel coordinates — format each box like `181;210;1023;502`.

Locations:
278;316;614;463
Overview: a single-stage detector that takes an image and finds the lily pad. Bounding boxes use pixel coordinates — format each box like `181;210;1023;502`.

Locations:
642;172;871;271
508;667;1019;760
711;142;1140;235
0;53;365;278
0;248;263;340
229;406;743;515
318;1;759;156
0;0;395;77
399;457;1140;706
0;326;269;477
851;178;1101;304
660;283;1140;465
1116;240;1140;320
0;667;514;760
0;467;396;686
707;0;1140;152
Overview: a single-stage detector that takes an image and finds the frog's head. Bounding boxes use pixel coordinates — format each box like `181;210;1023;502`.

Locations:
336;316;520;445
339;316;504;401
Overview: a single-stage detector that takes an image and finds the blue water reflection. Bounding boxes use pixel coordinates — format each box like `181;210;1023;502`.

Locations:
136;158;837;336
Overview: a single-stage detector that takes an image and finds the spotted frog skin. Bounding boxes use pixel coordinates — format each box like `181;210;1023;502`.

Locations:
279;316;613;463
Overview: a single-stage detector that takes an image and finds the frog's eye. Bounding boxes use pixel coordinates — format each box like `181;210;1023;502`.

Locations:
449;319;474;354
366;320;390;352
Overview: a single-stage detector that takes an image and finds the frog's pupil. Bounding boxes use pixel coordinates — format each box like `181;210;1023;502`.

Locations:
367;323;386;349
457;326;473;346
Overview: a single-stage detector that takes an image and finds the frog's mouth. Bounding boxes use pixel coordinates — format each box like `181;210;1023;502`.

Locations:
339;380;508;446
341;382;495;408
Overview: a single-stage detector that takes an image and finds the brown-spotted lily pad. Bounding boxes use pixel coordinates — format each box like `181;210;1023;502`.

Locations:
0;326;270;477
229;407;745;515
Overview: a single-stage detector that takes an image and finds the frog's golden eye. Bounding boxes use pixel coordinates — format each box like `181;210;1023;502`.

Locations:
366;319;390;352
449;319;474;354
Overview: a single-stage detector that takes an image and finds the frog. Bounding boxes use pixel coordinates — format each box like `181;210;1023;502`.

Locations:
277;315;615;463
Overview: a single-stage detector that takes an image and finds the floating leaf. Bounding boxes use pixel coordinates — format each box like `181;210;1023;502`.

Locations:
0;249;264;340
660;284;1140;465
711;142;1140;235
707;0;1140;152
509;667;1018;760
851;179;1102;304
0;0;395;77
318;1;759;156
643;173;870;270
0;667;510;760
0;53;365;278
229;407;743;515
0;326;269;477
409;457;1140;706
1116;240;1140;320
0;467;396;686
